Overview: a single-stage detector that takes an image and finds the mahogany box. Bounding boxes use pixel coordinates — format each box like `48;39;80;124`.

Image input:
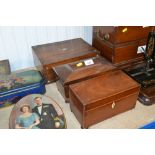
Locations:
69;70;140;128
92;26;154;69
32;38;98;83
54;56;116;102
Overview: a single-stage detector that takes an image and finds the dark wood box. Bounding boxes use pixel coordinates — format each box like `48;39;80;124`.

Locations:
54;56;116;102
69;70;140;128
92;26;154;67
124;63;155;105
32;38;98;83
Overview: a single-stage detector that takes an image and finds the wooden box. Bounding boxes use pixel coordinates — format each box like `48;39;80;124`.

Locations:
32;38;98;83
54;56;116;102
92;26;154;68
69;70;140;128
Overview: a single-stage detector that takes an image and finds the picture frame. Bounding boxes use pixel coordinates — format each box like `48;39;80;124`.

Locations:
9;94;67;129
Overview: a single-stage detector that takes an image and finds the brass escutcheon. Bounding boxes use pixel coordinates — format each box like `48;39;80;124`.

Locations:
122;28;128;33
111;102;116;109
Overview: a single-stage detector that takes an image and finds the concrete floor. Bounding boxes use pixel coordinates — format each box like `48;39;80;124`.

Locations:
0;83;155;129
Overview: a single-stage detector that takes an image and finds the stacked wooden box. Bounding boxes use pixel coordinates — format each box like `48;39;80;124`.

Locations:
32;37;140;128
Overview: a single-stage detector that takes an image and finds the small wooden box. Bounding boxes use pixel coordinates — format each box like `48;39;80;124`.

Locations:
32;38;98;83
54;56;116;102
93;26;154;68
69;70;140;128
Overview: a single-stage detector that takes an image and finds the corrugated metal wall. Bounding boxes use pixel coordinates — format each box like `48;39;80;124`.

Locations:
0;26;92;71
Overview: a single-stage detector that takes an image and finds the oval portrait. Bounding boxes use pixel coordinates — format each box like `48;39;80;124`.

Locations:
9;94;67;129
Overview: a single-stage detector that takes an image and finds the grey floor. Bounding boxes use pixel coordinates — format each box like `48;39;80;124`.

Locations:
0;83;155;129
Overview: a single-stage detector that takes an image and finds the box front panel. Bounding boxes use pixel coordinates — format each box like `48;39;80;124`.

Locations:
93;33;145;64
84;92;139;128
114;42;144;63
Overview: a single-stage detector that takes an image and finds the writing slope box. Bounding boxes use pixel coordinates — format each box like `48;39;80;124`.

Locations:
54;56;116;102
32;38;98;83
0;70;46;108
69;70;140;129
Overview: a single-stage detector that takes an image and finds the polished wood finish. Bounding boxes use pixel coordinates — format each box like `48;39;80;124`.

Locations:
54;56;116;102
69;70;140;128
98;26;154;44
93;26;154;66
32;38;98;83
93;37;145;64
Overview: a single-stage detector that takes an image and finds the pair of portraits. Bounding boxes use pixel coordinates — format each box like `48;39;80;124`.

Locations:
9;94;66;129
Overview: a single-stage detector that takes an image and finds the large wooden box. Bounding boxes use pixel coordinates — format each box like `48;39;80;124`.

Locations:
32;38;98;83
69;70;140;128
93;26;154;68
54;56;116;102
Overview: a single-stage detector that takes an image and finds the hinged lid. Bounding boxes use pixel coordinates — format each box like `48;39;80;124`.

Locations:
32;38;98;65
54;56;116;85
69;70;140;109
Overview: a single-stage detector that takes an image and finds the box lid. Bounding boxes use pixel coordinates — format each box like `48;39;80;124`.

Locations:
98;26;154;44
54;56;116;85
69;70;140;108
32;38;98;65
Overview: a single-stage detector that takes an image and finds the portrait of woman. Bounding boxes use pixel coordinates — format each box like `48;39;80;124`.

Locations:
15;104;40;129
